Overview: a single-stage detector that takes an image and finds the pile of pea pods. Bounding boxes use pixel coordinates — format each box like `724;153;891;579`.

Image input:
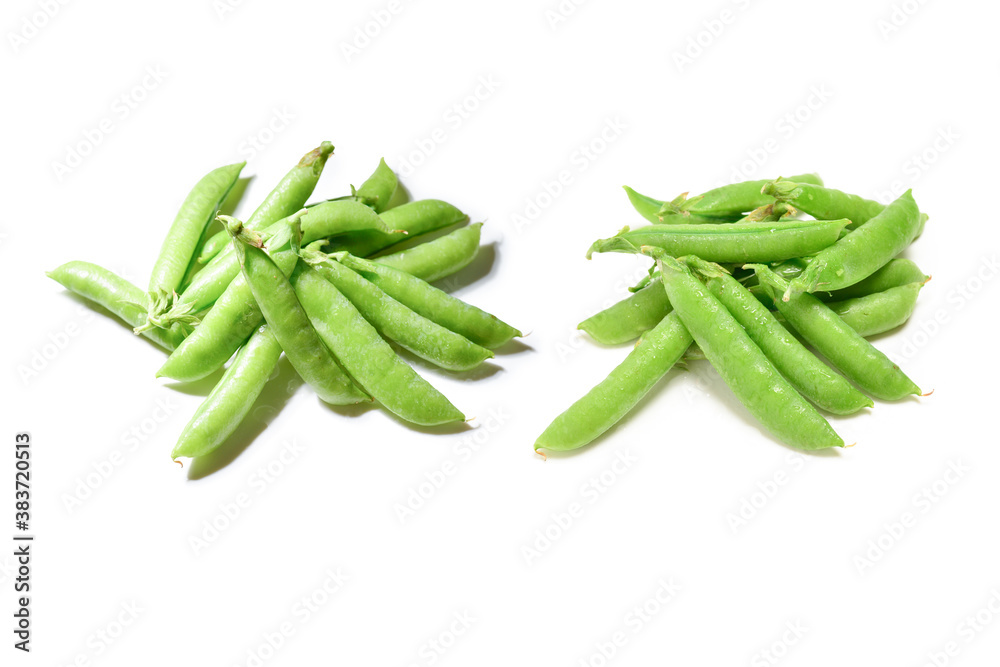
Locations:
536;175;929;453
49;142;520;460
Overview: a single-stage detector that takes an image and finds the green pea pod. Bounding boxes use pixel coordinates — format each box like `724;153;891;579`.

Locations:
578;278;672;345
786;190;921;296
651;173;824;222
48;261;187;351
824;258;928;301
333;252;521;349
762;178;885;231
300;248;493;371
292;264;464;426
752;264;921;401
588;219;849;264
688;256;872;415
373;223;482;282
196;142;334;264
623;186;741;224
145;161;245;321
334;199;468;257
225;216;369;405
353;158;398;213
171;324;283;459
826;282;925;337
655;252;843;450
535;312;693;452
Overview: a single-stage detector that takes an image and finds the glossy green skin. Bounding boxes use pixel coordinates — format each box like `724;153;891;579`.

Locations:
335;199;468;257
669;173;823;218
791;190;921;294
354;158;398;213
623;186;740;224
300;199;394;240
234;237;369;405
824;258;927;301
659;257;843;450
292;265;464;426
578;277;672;345
827;283;923;337
588;219;849;264
197;142;333;263
755;266;920;400
148;162;245;309
48;261;188;350
374;223;482;282
307;257;493;371
171;324;283;459
694;259;872;415
763;179;884;231
157;248;298;382
535;312;693;452
337;254;521;349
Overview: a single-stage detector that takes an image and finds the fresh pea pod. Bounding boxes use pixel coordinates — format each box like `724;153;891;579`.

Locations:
623;186;741;224
535;312;693;452
578;278;672;345
655;252;843;450
688;256;872;415
785;190;921;296
588;219;849;264
225;216;369;405
48;261;187;351
824;258;927;301
300;248;494;371
145;161;245;322
762;178;885;231
826;282;925;337
752;264;921;401
353;158;398;213
196;142;334;264
171;324;283;459
650;173;823;222
333;252;521;349
291;264;464;426
334;199;468;257
373;223;482;282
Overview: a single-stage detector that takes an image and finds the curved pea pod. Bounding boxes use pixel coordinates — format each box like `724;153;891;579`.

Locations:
298;198;396;241
588;219;849;264
654;173;824;222
655;252;844;450
373;223;482;282
825;258;928;301
196;142;334;264
334;199;469;257
786;190;922;296
333;252;521;349
827;282;925;337
535;312;693;452
353;158;398;213
171;324;283;459
623;186;741;224
577;277;672;345
752;264;921;401
48;261;187;351
762;178;884;231
292;265;464;426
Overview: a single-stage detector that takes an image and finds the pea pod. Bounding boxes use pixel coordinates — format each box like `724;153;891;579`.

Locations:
752;264;921;401
196;142;334;264
623;186;741;224
578;278;672;345
655;252;843;450
48;261;187;351
291;264;464;426
171;325;283;459
825;282;925;337
334;199;468;257
374;223;482;282
588;219;849;264
535;312;692;452
762;178;885;231
353;158;398;213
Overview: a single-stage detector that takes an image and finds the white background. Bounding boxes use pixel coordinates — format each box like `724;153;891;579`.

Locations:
2;0;999;664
